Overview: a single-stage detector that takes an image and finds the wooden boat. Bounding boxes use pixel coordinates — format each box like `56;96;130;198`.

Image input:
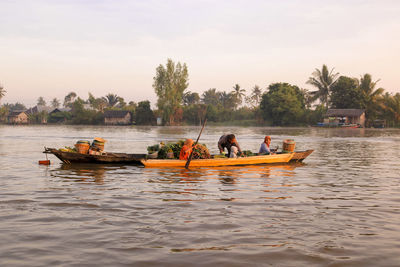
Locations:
340;124;362;128
140;150;313;168
44;148;146;164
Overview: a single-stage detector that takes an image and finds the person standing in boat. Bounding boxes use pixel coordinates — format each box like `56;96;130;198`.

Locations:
218;134;242;157
259;135;273;155
179;139;194;160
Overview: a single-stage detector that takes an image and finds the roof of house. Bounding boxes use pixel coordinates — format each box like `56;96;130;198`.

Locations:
26;105;54;114
8;111;27;117
104;110;131;118
325;109;365;117
49;107;71;113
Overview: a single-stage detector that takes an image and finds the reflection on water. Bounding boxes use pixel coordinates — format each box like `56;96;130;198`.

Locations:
51;163;109;184
143;163;302;184
1;126;400;266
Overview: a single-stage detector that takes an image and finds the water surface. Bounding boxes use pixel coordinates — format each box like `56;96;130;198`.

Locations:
1;125;399;266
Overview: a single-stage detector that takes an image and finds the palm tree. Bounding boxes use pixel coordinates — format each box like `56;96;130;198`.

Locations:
231;84;246;109
64;92;77;107
307;64;339;108
94;98;108;112
37;96;46;106
218;91;235;110
381;93;400;126
102;93;120;107
201;88;219;106
300;88;313;109
248;85;262;107
117;97;126;108
358;74;384;124
0;83;5;104
51;98;60;108
183;91;200;105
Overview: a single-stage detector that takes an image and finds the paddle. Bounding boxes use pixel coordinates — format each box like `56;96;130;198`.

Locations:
185;118;207;169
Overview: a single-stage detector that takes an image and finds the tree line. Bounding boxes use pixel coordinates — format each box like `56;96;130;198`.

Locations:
153;60;400;127
1;60;400;127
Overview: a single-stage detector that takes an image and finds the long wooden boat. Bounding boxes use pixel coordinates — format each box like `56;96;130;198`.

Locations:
44;148;146;164
140;150;313;168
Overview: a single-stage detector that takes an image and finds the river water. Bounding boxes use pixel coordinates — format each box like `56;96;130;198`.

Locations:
0;125;399;266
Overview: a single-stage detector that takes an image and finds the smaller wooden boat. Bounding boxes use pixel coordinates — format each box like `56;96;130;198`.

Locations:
140;150;313;168
44;148;146;164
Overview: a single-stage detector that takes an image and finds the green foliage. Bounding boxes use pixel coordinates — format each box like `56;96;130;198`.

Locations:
219;91;235;110
183;91;200;105
0;83;5;101
51;98;60;108
182;104;207;125
305;105;327;125
3;64;398;127
232;107;255;121
64;92;77;108
28;111;48;124
102;93;122;107
37;96;46;106
48;111;71;123
153;58;189;125
157;141;184;159
260;83;306;126
205;104;219;122
247;85;262;107
359;73;385;125
231;84;246;109
0;105;8;122
147;144;160;153
70;99;103;124
381;93;400;127
149;140;211;159
136;100;155;125
191;143;211;159
201;88;220;106
124;101;137;119
4;102;26;112
307;64;339;108
330;76;363;109
242;150;256;156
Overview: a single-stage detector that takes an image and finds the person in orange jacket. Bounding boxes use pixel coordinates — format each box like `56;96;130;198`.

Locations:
179;139;194;160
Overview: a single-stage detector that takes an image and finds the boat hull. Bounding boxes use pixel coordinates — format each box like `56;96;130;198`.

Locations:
140;150;313;168
44;148;146;164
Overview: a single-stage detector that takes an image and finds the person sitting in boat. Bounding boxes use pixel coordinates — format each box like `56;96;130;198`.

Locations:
229;146;239;158
218;134;242;157
179;139;194;160
259;135;272;155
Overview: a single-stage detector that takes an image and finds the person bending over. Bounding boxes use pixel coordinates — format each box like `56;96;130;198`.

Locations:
218;134;242;156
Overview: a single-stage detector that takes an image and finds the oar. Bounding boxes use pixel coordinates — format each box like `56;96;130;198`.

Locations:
185;118;207;169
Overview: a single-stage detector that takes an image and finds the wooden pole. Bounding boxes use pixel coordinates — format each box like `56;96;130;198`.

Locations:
185;118;207;169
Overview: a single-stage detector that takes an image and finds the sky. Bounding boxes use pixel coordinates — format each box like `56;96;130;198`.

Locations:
1;0;400;107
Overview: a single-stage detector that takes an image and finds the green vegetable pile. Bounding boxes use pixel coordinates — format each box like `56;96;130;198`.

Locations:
147;140;211;159
192;143;211;159
242;150;256;157
147;144;160;153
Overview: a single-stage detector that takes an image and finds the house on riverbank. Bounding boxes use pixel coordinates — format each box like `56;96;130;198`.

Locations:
104;110;132;125
26;105;54;124
7;111;29;124
323;109;366;127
